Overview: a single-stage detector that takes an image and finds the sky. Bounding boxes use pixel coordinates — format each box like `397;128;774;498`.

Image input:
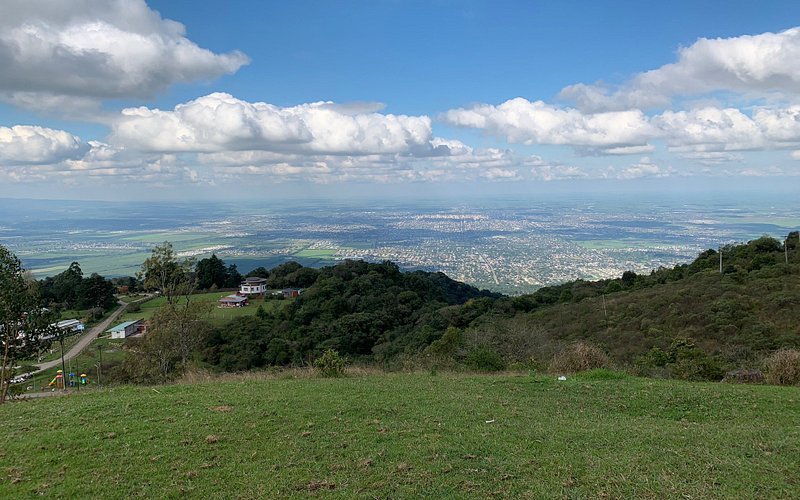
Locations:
1;0;799;201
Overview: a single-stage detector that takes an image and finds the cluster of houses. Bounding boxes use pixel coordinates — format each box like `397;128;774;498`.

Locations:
102;277;304;337
217;277;302;308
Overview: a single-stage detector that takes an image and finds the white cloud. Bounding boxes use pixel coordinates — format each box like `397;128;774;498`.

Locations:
560;27;800;112
441;98;656;154
111;92;433;155
653;107;764;150
0;125;85;164
0;0;248;110
753;106;800;143
530;165;588;181
617;157;672;179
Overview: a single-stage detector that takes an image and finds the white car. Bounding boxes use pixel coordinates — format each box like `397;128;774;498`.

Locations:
10;373;31;384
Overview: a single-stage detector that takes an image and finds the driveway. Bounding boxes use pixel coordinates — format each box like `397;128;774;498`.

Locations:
35;302;127;373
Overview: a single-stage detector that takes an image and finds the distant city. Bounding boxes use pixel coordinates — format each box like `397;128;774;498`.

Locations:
2;193;797;295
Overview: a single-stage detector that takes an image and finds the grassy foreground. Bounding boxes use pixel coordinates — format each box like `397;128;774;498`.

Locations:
1;373;798;498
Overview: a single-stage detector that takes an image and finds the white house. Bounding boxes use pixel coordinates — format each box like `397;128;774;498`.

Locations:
240;277;268;296
106;319;145;339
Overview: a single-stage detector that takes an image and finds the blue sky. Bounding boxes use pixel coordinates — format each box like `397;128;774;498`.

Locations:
1;0;799;200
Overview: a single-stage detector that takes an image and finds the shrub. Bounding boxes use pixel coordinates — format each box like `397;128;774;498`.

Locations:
635;338;724;381
722;369;765;384
548;341;611;374
127;302;141;313
763;349;800;386
465;347;506;372
313;349;346;378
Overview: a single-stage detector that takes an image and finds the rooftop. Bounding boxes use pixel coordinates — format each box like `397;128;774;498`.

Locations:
219;295;247;303
107;320;141;333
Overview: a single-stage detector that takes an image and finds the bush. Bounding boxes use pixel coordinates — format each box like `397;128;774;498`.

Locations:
763;349;800;386
465;347;506;372
313;349;346;378
548;341;611;374
635;338;724;381
722;369;765;384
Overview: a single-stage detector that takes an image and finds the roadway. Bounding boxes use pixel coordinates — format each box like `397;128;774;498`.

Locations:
35;302;127;373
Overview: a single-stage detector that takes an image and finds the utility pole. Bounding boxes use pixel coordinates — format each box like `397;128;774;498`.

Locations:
602;294;607;319
719;245;723;274
97;344;103;387
59;334;66;392
786;238;789;265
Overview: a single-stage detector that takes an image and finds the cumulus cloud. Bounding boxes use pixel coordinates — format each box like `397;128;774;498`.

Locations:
441;98;656;154
617;157;672;179
560;27;800;112
530;165;588;181
0;125;86;164
653;107;764;150
111;92;433;155
0;0;248;110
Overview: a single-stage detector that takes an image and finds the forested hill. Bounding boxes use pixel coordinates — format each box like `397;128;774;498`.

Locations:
454;231;800;377
201;232;799;379
202;260;498;370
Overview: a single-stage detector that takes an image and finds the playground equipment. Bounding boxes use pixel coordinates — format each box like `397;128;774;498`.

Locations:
48;370;65;390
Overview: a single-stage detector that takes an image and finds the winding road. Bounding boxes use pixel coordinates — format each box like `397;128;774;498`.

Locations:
35;302;127;373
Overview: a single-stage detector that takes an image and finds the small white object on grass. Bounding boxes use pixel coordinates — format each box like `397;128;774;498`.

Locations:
557;376;567;381
485;419;495;424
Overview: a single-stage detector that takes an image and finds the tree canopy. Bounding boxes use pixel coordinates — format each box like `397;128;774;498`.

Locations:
0;246;57;403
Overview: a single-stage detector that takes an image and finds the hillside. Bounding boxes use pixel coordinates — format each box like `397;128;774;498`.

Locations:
2;373;798;498
453;234;800;377
195;234;800;380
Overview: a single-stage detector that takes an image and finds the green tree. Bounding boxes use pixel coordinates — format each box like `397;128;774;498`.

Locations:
78;273;117;310
139;242;196;307
196;254;227;290
0;246;57;403
225;263;242;288
122;301;212;382
245;267;270;279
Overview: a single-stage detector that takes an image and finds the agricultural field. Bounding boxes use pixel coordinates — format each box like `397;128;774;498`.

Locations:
1;372;798;498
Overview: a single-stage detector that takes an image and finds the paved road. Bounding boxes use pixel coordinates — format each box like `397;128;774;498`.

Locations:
35;302;127;373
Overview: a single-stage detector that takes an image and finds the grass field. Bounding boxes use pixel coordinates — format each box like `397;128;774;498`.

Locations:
117;292;290;326
2;372;798;498
293;248;339;258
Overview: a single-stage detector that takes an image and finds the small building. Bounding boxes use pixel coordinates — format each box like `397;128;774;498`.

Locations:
55;319;85;334
240;277;268;296
107;319;145;339
282;288;302;298
219;294;248;308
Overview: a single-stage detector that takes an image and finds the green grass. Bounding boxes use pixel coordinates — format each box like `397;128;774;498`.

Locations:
2;373;798;498
28;337;127;390
32;333;84;364
293;248;339;258
117;292;290;326
121;232;214;243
